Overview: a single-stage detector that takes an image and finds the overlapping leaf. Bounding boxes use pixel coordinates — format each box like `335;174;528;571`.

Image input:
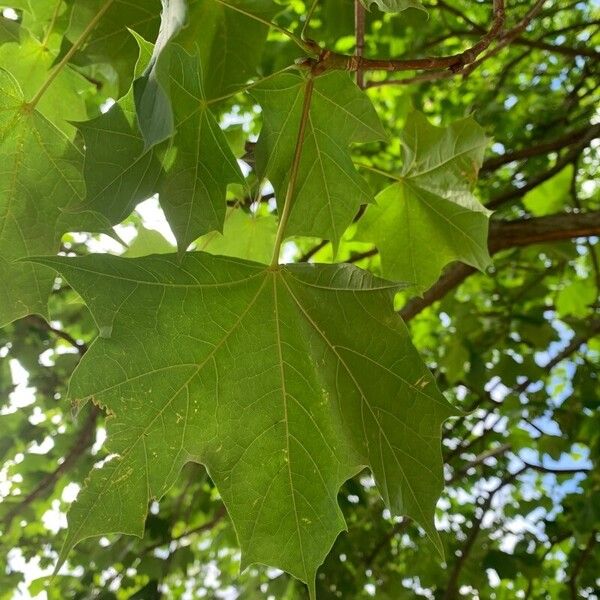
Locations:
31;252;457;596
78;41;243;253
134;0;188;148
76;0;277;251
0;70;109;327
356;111;491;293
251;72;387;248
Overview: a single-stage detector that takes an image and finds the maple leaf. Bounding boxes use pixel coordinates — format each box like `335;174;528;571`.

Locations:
31;252;457;597
251;71;387;249
356;111;492;293
78;41;243;254
0;69;110;327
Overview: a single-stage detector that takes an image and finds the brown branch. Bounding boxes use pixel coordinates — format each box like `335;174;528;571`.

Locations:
400;210;600;321
486;126;600;210
299;239;328;262
462;0;546;77
26;314;88;354
481;125;594;172
355;0;366;89
306;0;505;75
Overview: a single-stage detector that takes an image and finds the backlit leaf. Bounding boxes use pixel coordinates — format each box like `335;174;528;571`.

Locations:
356;111;491;292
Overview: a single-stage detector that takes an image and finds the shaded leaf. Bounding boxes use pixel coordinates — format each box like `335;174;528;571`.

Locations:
134;0;188;149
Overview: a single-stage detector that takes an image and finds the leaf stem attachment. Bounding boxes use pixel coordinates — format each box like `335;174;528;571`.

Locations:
270;75;315;266
28;0;115;109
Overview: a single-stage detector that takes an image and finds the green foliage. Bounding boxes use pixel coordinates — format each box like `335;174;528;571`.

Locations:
356;112;491;292
1;0;599;598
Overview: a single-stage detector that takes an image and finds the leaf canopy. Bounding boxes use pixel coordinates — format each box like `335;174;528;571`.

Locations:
0;69;108;327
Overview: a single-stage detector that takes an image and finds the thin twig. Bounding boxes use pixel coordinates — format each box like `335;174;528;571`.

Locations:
355;0;366;88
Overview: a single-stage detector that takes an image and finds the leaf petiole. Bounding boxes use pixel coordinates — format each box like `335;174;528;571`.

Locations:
29;0;115;109
270;75;315;266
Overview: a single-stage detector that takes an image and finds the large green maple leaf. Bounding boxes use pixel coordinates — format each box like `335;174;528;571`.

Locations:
356;111;492;293
0;69;109;327
251;72;387;249
31;252;457;596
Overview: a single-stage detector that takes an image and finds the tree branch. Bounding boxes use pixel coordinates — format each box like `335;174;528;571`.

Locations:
305;0;505;75
2;405;99;528
400;210;600;321
355;0;366;89
521;461;591;476
481;125;594;173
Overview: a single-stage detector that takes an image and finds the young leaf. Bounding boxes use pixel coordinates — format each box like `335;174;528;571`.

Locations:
32;252;457;596
251;72;386;248
0;70;110;327
134;0;188;148
356;111;491;293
